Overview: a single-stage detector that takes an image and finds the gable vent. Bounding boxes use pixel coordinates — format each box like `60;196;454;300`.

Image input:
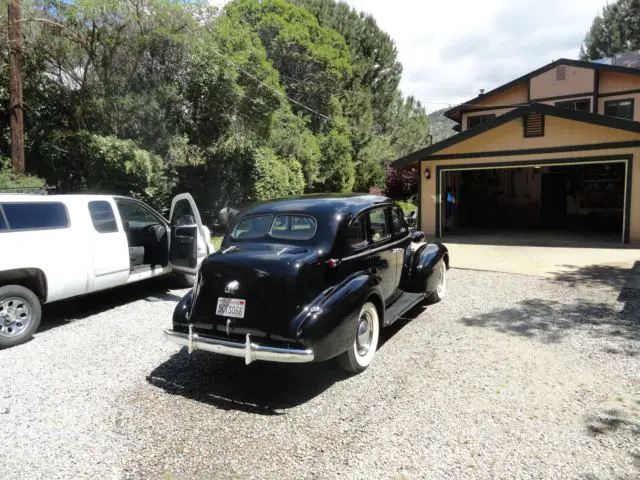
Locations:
524;113;545;138
556;65;567;81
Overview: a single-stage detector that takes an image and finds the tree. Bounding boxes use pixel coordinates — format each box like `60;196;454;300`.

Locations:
580;0;640;60
7;0;24;173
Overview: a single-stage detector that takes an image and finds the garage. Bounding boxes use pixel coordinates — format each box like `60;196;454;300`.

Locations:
394;103;640;245
437;158;631;244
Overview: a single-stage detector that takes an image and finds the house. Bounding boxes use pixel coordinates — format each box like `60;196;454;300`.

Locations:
394;58;640;244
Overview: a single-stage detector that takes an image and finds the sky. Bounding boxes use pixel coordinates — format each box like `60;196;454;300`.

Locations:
212;0;610;112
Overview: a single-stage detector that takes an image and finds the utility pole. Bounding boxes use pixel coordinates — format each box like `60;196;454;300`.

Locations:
8;0;25;173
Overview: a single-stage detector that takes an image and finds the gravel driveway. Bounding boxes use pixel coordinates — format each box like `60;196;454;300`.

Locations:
1;269;639;479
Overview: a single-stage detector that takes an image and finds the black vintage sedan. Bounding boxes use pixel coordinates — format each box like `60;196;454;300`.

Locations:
163;194;449;373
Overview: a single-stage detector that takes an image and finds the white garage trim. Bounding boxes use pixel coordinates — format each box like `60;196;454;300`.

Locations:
435;155;632;244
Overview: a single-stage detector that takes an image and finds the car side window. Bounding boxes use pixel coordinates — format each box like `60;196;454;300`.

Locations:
347;215;367;250
367;207;391;243
0;208;7;231
391;207;407;236
88;201;118;233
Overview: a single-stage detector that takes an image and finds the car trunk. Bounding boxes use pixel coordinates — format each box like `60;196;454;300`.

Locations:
189;244;322;345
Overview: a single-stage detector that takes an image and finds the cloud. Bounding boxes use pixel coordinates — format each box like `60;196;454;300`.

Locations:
345;0;607;111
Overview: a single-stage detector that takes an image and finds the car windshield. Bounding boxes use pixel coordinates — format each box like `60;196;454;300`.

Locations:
230;214;318;241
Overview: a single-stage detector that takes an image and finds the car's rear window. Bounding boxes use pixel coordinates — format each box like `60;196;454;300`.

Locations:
1;202;69;230
230;214;318;241
231;214;274;240
269;215;317;240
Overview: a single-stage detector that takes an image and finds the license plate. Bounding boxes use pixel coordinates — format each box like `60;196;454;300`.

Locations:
216;297;246;319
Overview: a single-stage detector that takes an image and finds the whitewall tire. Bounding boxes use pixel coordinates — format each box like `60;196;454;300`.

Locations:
337;301;380;373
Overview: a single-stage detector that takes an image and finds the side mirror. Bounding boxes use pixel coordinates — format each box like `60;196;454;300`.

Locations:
412;231;425;243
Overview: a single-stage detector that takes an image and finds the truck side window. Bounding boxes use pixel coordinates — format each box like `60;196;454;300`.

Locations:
88;201;118;233
1;202;69;230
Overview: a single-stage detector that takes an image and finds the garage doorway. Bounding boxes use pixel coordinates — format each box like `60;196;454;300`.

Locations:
436;157;632;245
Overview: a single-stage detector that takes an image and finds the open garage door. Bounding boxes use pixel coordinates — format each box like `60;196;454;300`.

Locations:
436;158;631;245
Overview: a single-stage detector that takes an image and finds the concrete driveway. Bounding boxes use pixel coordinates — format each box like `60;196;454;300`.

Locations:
445;241;640;289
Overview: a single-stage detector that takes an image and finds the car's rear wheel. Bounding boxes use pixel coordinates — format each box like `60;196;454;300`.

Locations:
0;285;42;349
337;301;380;373
426;260;446;304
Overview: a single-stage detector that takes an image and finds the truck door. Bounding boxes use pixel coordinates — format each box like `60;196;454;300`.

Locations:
88;199;130;292
169;193;210;275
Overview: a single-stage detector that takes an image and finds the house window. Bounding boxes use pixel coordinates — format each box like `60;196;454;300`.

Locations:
604;99;634;120
555;99;590;112
467;114;496;130
524;113;545;138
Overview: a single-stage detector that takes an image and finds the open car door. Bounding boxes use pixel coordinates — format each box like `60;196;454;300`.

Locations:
169;193;211;274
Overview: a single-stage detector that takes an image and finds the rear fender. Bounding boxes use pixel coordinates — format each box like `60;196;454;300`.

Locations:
400;242;448;294
294;272;383;362
172;290;193;329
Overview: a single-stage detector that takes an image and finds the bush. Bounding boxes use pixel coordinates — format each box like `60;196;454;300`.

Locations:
385;166;418;200
35;131;170;210
395;200;417;216
0;156;46;192
252;148;305;201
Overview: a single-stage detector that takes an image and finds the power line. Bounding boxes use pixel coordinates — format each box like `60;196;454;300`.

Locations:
207;47;432;150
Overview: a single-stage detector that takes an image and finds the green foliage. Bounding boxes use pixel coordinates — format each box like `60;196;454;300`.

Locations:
395;200;417;216
34;132;168;207
353;138;393;192
318;127;355;192
580;0;640;60
0;157;46;192
293;0;402;126
3;0;429;218
269;108;321;187
252;148;305;201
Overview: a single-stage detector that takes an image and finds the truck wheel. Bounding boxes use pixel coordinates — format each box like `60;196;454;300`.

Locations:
337;301;380;374
173;272;195;288
0;285;42;349
426;260;446;304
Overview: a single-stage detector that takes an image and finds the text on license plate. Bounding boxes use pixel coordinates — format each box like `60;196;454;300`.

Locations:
216;297;246;318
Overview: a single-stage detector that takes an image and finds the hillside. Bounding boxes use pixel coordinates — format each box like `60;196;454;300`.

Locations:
429;108;458;143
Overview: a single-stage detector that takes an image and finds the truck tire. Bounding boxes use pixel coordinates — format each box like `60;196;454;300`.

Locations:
0;285;42;349
173;272;195;288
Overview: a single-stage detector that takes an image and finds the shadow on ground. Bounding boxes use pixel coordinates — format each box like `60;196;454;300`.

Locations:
40;277;184;333
461;262;640;355
147;351;349;415
147;302;427;414
552;261;640;290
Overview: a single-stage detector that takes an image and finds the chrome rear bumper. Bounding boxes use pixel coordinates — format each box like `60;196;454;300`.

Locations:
163;326;315;365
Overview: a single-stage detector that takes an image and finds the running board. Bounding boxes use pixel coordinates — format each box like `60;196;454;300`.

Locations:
384;292;424;327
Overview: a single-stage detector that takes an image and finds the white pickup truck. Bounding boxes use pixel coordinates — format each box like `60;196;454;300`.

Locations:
0;192;212;348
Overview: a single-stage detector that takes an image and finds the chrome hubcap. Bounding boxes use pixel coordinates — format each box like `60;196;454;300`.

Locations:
0;297;32;338
356;312;373;356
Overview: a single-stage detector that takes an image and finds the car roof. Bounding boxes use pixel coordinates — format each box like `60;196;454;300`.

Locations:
238;193;394;218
